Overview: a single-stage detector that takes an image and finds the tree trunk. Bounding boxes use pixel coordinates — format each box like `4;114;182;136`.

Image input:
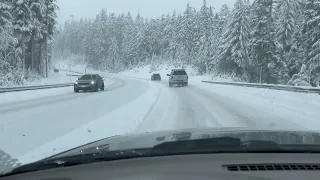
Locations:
45;0;49;78
38;43;43;76
31;33;35;70
21;34;25;73
22;13;26;73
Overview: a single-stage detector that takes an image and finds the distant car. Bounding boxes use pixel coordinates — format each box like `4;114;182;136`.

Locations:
151;73;161;81
167;69;188;87
74;74;104;92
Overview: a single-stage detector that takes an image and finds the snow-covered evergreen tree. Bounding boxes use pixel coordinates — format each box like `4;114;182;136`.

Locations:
301;0;320;85
51;0;319;86
250;0;278;83
0;0;58;85
218;0;251;79
12;0;33;72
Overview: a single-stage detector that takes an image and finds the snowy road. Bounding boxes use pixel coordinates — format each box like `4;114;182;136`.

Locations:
136;80;304;133
0;74;315;164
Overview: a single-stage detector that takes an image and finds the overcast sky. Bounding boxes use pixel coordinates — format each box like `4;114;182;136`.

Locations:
56;0;236;24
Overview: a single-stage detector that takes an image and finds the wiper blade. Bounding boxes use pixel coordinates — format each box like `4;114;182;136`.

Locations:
3;148;151;176
153;137;320;154
152;137;281;153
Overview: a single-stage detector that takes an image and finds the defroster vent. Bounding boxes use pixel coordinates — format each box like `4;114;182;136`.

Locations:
223;164;320;171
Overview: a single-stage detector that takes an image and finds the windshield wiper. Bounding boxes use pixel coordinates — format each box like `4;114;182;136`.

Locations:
4;137;320;176
152;136;282;154
153;137;320;154
3;148;151;176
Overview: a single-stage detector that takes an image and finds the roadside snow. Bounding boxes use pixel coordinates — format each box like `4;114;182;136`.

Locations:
0;77;114;105
190;78;320;130
0;61;87;88
0;62;116;105
0;87;73;105
54;62;87;74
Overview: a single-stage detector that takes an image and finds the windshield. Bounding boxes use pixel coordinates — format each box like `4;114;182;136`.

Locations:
79;74;93;80
1;0;320;176
172;71;187;75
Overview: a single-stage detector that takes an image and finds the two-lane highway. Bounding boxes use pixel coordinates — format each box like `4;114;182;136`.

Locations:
0;74;309;164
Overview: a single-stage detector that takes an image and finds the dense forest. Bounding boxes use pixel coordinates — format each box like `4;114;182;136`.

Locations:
1;0;320;86
54;0;320;86
0;0;58;86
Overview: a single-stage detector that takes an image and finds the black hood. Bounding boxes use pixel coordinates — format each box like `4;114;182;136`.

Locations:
47;127;320;159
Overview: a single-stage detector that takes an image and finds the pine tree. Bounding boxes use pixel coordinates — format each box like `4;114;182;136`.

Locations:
12;0;33;73
218;0;251;78
0;0;12;32
301;0;320;85
180;3;198;65
108;37;119;72
0;0;58;85
287;0;305;79
0;0;16;82
199;0;211;41
217;4;231;35
250;0;277;83
165;11;179;61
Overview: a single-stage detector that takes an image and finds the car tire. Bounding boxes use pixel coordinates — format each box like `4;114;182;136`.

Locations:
74;88;79;93
185;83;188;86
94;85;99;92
101;84;104;90
169;82;173;87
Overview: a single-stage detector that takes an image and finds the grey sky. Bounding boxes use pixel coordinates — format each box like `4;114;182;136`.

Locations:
56;0;236;24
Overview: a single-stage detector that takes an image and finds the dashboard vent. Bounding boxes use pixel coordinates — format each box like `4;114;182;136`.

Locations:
223;164;320;171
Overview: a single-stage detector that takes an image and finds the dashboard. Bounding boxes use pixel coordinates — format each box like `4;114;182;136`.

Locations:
2;153;320;180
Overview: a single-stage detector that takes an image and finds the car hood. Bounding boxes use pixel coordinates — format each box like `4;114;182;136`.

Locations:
47;127;320;159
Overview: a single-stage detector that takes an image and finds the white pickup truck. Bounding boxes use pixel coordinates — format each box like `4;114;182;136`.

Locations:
167;69;188;87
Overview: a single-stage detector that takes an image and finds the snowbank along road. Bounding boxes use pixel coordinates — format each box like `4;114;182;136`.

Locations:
0;74;317;164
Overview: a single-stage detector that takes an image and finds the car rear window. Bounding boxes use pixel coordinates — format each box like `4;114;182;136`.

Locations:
172;70;187;75
79;74;92;79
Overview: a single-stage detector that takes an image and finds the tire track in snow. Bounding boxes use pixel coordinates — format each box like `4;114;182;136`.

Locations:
135;81;181;133
135;83;162;132
135;79;304;132
183;86;252;128
187;85;305;130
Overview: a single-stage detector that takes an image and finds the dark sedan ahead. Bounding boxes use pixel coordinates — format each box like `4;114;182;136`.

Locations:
74;74;104;92
151;73;161;81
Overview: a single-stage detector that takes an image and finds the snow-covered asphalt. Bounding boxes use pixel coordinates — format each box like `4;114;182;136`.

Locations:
0;75;317;164
136;80;304;133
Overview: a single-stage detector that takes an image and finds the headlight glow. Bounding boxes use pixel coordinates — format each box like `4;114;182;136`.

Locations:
91;81;95;84
75;81;78;84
